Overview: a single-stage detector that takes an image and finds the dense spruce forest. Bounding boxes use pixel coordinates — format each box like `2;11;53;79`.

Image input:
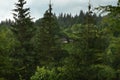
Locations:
0;0;120;80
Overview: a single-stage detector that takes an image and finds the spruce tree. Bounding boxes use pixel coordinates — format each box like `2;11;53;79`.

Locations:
33;2;67;67
11;0;34;80
12;0;33;45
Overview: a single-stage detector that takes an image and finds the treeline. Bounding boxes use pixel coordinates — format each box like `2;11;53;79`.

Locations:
0;11;102;29
0;0;120;80
57;11;102;27
35;11;102;28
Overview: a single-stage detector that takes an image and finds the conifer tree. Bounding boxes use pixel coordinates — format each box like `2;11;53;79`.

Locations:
12;0;33;46
33;2;68;67
11;0;34;80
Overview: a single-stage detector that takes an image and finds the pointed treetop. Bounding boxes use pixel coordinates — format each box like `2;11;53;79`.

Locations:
49;0;52;15
88;0;91;12
88;0;93;15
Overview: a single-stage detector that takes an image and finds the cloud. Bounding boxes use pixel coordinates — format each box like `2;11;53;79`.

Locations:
0;0;118;22
0;0;15;21
30;0;117;18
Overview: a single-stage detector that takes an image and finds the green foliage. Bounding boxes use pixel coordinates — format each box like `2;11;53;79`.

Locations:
90;64;116;80
10;0;35;80
31;66;84;80
0;26;18;80
0;26;18;53
1;0;120;80
0;78;6;80
106;37;120;69
31;67;57;80
63;23;109;63
96;1;120;79
56;10;102;29
12;0;34;44
58;23;112;80
32;5;68;68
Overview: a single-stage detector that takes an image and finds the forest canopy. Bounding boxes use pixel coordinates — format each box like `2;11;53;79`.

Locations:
0;0;120;80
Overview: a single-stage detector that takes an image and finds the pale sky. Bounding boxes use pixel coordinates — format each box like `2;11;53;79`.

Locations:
0;0;117;22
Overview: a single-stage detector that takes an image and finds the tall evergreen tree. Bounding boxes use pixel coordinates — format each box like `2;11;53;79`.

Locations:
11;0;34;80
33;2;68;67
12;0;33;45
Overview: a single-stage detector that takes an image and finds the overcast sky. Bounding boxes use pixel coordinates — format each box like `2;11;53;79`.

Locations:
0;0;117;22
